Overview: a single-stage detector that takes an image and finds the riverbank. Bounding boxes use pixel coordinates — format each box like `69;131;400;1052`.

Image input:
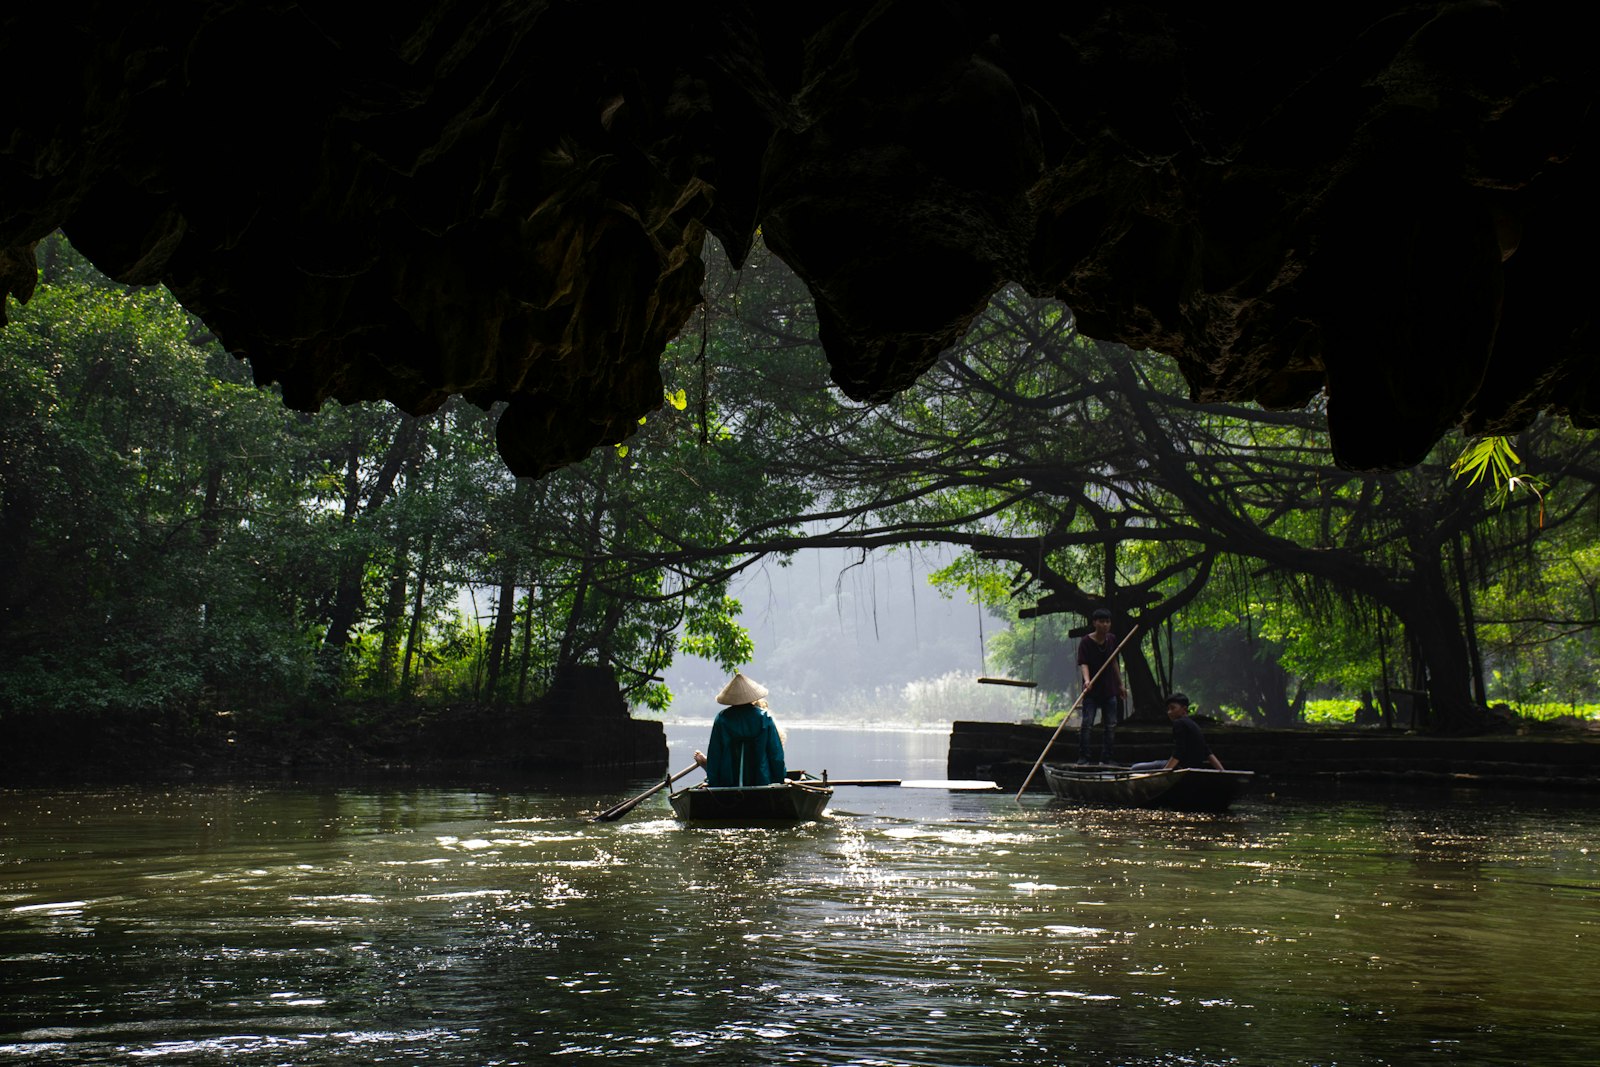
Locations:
8;708;1598;791
950;719;1600;792
0;702;667;786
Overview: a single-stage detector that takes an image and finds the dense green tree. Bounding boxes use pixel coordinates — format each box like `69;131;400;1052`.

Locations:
0;237;808;730
0;239;324;714
637;242;1600;731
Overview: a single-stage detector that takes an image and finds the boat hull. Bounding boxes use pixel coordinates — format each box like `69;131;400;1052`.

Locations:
1043;765;1253;813
669;781;833;822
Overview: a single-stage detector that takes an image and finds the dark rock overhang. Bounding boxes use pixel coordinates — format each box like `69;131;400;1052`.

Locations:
2;2;1593;474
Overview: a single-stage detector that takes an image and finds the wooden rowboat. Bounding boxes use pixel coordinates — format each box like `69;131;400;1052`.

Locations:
1043;764;1254;813
668;779;833;822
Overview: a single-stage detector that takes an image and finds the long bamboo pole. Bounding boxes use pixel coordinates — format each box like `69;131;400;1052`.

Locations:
1014;625;1140;803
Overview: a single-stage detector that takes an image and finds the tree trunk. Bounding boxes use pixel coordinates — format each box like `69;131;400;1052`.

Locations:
1119;641;1166;723
1452;533;1488;705
318;416;422;684
516;583;537;703
484;571;518;702
592;492;631;670
401;532;434;696
1390;550;1486;733
1257;659;1299;728
375;540;410;693
199;462;225;551
557;452;612;672
1150;617;1176;699
0;480;39;644
484;481;533;702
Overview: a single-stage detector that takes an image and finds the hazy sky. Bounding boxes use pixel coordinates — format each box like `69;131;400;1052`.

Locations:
662;544;1019;718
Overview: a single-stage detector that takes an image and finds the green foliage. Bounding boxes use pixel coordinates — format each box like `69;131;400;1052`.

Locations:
1452;436;1547;514
0;234;804;727
673;243;1600;730
1301;699;1361;725
2;238;323;718
1506;702;1600;722
678;596;756;673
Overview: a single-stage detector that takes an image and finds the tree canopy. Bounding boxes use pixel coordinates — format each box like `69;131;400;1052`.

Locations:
637;238;1600;732
4;234;1598;745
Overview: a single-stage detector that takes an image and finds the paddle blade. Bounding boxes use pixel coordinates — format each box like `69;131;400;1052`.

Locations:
592;798;644;822
592;761;702;822
977;677;1037;688
814;779;902;787
901;779;1003;791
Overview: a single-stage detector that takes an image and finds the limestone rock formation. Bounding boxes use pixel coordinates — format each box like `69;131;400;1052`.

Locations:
2;2;1593;473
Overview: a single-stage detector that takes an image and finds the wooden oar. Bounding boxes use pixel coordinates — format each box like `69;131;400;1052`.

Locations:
592;761;700;822
815;778;901;787
1014;624;1140;803
818;778;1003;790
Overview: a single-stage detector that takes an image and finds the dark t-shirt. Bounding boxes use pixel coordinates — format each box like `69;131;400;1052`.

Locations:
1076;633;1120;699
1171;716;1212;767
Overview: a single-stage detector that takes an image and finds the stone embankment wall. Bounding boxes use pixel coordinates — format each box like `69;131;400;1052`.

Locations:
950;721;1600;792
1;704;668;785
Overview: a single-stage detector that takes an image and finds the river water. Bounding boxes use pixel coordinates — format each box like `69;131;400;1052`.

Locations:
2;724;1597;1066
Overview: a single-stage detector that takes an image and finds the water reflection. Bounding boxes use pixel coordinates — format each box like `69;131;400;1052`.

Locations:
2;764;1599;1065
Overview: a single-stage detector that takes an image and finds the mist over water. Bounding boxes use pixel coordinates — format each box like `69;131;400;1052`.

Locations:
4;726;1597;1066
663;546;1037;723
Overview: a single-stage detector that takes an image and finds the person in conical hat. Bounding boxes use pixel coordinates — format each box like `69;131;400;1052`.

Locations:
715;672;768;706
694;672;787;786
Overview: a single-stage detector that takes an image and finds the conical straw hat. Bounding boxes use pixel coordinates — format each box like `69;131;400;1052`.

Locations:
715;672;769;705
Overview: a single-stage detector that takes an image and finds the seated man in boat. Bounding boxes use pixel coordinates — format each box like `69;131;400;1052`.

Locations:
1130;693;1226;772
693;672;788;786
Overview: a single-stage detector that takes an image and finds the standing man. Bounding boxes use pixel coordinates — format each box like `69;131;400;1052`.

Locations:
1131;693;1226;772
1076;608;1127;765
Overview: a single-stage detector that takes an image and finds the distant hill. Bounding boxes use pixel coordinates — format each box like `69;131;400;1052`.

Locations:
660;546;1039;725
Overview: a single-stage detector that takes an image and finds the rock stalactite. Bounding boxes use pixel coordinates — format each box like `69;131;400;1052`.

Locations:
2;2;1593;473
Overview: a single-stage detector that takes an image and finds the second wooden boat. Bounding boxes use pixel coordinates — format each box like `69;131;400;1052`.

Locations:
668;779;833;822
1043;764;1254;813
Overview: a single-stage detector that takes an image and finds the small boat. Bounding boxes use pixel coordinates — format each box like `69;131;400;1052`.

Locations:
1043;763;1254;813
668;779;834;822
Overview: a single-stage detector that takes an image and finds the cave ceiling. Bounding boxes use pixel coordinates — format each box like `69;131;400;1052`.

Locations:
1;2;1594;474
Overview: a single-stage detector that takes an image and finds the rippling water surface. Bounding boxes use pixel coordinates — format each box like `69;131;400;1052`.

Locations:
2;725;1597;1065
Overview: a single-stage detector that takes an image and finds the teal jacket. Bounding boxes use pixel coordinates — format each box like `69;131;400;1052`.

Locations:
704;704;786;786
